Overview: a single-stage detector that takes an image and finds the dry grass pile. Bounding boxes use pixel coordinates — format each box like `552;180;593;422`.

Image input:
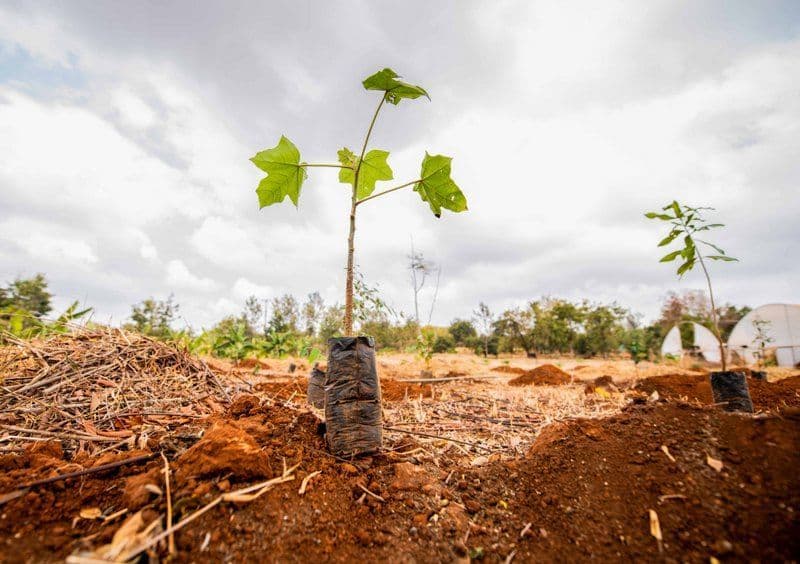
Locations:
0;328;230;454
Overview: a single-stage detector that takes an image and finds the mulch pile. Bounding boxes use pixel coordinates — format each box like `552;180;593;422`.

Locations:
508;364;572;386
635;373;800;411
0;329;231;455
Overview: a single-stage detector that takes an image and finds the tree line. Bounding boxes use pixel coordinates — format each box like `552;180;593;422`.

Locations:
0;274;750;362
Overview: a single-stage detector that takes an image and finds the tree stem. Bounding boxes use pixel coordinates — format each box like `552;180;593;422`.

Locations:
696;250;726;370
344;94;386;336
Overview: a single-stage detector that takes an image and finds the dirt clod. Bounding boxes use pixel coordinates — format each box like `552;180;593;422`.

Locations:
174;420;272;483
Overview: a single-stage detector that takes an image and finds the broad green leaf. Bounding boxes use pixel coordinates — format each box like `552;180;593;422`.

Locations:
362;68;430;105
707;255;738;262
250;136;307;207
338;147;393;199
677;260;694;276
660;250;681;263
414;152;467;217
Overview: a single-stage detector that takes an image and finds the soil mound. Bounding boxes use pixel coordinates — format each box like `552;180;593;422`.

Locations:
508;364;571;386
584;375;619;395
491;365;527;375
635;373;800;411
473;403;800;562
380;379;434;401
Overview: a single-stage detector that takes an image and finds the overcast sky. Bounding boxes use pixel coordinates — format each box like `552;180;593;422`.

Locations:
0;0;798;330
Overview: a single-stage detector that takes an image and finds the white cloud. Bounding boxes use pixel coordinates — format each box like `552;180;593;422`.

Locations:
232;277;273;301
0;1;797;329
0;217;98;266
189;216;264;268
165;259;216;292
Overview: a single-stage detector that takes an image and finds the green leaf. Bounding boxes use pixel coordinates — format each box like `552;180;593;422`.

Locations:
250;136;307;207
670;200;683;218
657;230;680;247
677;260;694;276
414;152;468;217
707;255;738;262
338;147;394;199
660;250;682;263
645;212;673;220
307;347;322;365
362;68;429;105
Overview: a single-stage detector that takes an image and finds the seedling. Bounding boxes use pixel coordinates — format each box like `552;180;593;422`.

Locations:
645;201;737;370
250;68;468;336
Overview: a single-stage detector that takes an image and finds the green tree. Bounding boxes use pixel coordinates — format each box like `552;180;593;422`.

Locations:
127;296;179;339
250;68;467;337
578;302;626;357
5;274;52;318
494;306;536;355
530;298;583;354
472;302;495;357
302;291;325;337
242;295;265;335
448;319;477;346
269;294;299;333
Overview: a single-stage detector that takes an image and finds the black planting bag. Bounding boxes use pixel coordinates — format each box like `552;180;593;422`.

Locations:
324;336;382;457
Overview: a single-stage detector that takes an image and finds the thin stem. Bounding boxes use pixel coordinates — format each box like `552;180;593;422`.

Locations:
299;163;351;169
356;179;421;206
681;215;726;370
344;93;387;336
696;250;726;370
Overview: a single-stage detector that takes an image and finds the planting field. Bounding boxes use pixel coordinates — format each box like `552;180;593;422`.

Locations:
1;334;798;562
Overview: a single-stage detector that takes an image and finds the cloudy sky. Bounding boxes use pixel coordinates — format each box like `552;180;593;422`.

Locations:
0;0;798;330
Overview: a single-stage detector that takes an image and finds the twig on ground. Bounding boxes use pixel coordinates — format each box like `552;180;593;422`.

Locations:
298;471;322;495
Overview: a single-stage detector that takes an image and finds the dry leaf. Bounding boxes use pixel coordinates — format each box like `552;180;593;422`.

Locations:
648;390;660;402
595;387;611;399
660;445;676;462
470;456;489;467
706;454;723;472
144;484;163;496
649;509;663;554
648;509;662;540
79;507;102;520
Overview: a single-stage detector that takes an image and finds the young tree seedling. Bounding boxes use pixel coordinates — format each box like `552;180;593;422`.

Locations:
645;201;737;370
250;68;468;336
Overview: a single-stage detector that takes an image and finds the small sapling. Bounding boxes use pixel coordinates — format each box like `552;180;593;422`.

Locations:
250;68;467;455
646;200;752;412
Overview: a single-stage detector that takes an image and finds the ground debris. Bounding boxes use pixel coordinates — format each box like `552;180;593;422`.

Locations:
0;328;231;455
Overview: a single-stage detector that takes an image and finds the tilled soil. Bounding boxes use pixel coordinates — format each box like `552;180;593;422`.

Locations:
635;373;800;411
2;390;798;563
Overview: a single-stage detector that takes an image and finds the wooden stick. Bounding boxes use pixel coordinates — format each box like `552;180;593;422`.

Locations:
382;426;492;452
1;452;155;502
160;452;175;555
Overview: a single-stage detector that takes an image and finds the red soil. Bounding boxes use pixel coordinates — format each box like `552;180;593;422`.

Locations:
491;365;527;375
508;364;572;386
635;374;800;411
2;400;798;561
380;379;434;401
